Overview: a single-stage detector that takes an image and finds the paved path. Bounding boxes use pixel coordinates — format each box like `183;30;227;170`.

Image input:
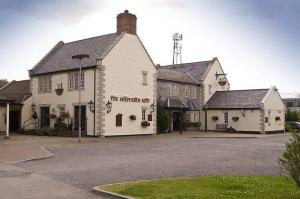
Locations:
0;132;291;198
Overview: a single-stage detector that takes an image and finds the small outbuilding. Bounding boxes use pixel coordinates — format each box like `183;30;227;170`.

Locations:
203;86;285;134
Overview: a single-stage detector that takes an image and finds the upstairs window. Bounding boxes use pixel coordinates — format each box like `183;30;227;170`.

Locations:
38;76;52;93
68;72;84;90
191;86;197;99
184;85;190;98
142;71;148;85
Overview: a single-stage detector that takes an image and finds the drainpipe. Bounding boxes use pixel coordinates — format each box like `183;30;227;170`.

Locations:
5;102;10;139
93;67;96;136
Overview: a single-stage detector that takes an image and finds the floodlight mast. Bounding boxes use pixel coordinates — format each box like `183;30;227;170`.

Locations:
172;33;183;65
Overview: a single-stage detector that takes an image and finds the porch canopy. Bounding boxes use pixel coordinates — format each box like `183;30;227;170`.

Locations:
0;94;15;138
160;98;200;111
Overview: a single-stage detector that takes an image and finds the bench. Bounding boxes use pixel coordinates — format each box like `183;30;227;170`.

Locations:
216;124;228;132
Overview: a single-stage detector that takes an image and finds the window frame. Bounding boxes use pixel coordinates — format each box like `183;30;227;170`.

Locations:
38;76;52;93
68;72;84;90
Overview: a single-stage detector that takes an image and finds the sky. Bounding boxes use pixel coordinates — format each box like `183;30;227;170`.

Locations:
0;0;299;97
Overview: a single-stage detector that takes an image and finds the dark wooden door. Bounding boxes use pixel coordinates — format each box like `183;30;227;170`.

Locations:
9;111;20;131
173;112;181;131
40;107;50;128
74;106;86;132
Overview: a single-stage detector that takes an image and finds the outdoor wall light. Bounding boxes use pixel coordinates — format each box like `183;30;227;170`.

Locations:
150;102;156;113
31;103;36;111
106;100;112;113
88;100;95;113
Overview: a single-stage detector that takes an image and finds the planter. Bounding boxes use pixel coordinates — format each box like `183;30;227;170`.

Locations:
55;88;64;96
218;80;227;86
232;116;239;121
129;115;136;120
61;112;70;119
212;116;219;121
50;113;57;119
141;121;150;127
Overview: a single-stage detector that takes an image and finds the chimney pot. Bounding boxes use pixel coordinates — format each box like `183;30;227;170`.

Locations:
117;10;137;35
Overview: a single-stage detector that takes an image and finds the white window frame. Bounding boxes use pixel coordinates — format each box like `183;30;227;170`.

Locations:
38;76;52;93
68;72;84;90
142;109;146;121
184;85;190;98
224;112;229;124
191;86;197;99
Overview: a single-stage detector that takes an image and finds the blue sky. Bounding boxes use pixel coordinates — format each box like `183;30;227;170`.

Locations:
0;0;299;97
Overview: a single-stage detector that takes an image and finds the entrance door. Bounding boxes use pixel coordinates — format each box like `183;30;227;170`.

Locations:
74;106;86;132
40;107;50;128
173;112;181;131
9;111;20;131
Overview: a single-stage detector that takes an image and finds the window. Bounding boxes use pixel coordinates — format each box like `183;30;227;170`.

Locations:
208;85;212;94
38;76;52;93
68;72;84;90
172;84;179;96
193;113;197;122
298;102;300;107
142;109;146;121
142;71;148;85
224;112;229;124
191;86;197;99
184;85;190;98
116;114;123;127
58;106;65;116
167;84;172;96
185;113;190;122
287;102;293;107
268;111;271;126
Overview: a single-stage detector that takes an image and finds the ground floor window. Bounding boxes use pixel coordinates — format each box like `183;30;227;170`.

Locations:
224;112;229;124
142;109;146;121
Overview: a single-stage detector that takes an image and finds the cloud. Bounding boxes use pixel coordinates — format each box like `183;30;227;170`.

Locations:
0;0;106;24
151;0;186;8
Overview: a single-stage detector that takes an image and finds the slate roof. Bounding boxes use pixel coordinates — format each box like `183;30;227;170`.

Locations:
159;61;211;82
0;80;31;104
204;89;269;109
160;98;189;109
29;33;123;76
185;99;200;111
157;68;200;84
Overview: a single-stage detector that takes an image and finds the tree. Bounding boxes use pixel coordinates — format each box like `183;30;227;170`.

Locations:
286;108;299;122
279;132;300;188
0;79;9;88
157;100;171;133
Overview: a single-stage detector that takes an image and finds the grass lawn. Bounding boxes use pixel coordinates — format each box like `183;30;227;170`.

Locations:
101;176;300;199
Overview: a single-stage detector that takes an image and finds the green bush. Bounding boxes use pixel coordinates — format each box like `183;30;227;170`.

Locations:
157;101;170;132
279;132;300;188
36;127;51;136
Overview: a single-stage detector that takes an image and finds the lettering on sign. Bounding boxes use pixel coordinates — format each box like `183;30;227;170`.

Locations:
110;95;150;103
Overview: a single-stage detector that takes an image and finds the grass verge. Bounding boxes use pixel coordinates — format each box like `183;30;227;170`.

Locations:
101;176;300;199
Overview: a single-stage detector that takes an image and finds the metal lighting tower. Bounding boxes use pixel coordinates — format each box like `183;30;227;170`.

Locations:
72;54;90;143
172;33;183;64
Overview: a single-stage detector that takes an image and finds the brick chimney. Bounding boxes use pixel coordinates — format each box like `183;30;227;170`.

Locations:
117;10;137;35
